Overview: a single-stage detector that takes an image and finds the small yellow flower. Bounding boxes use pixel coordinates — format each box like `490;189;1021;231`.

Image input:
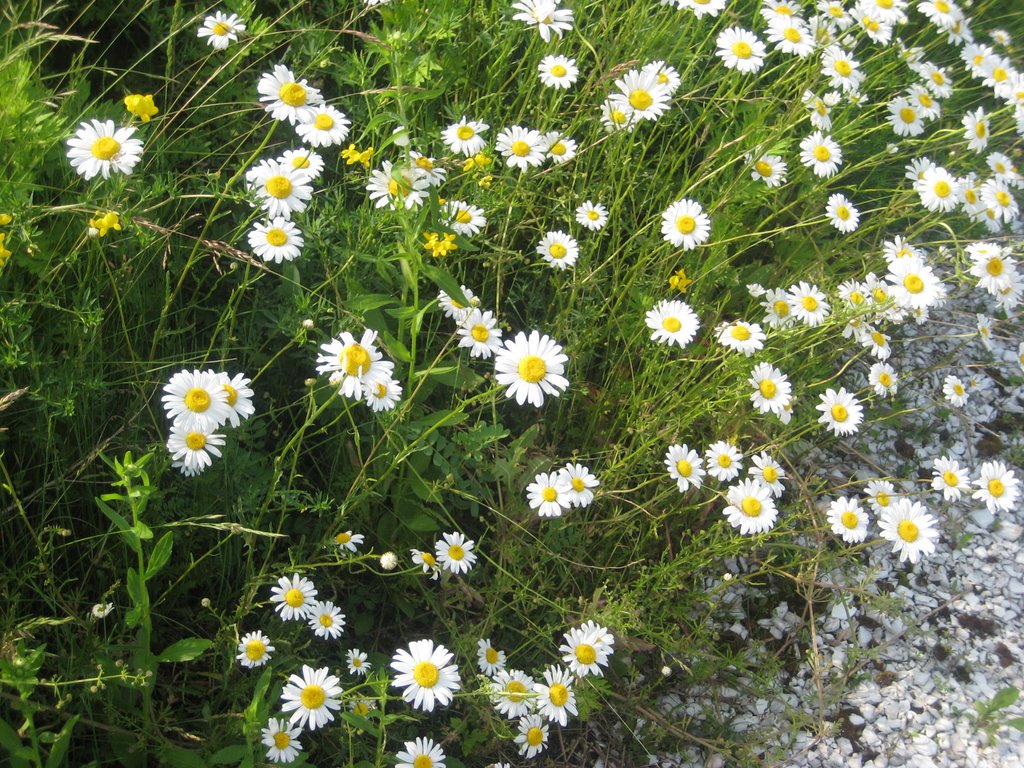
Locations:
88;211;122;238
0;232;11;266
668;268;694;293
478;175;494;189
423;231;458;259
341;144;373;168
462;152;493;172
124;94;159;123
0;213;12;226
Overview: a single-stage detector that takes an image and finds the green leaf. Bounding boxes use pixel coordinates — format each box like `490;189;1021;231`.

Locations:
146;533;173;579
990;687;1020;712
339;710;380;736
155;638;211;663
158;746;206;768
1007;717;1024;731
244;666;273;733
125;567;146;628
96;497;137;545
208;745;248;764
347;293;397;313
420;262;468;305
131;521;153;541
0;718;31;768
44;714;79;768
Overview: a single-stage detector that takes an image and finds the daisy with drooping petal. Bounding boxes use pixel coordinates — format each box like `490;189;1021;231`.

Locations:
816;388;864;436
347;648;370;676
980;179;1019;223
443;200;487;236
493;330;569;407
544;132;576;164
411;548;440;580
761;287;795;328
197;11;246;50
435;531;477;575
972;461;1020;513
457;309;503;359
943;374;969;407
270;573;318;621
931;456;968;501
803;89;840;131
967;242;1015;294
66;120;144;180
511;0;574;41
869;362;899;397
716;27;767;73
748;362;792;417
248;159;313;219
706;441;743;482
257;65;323;125
878;499;939;564
722;479;777;535
316;329;393;399
366;160;430;210
864;479;896;515
365;377;403;412
213;371;255;427
296;105;351;148
539;55;579;89
495;126;546;171
645;299;700;348
827;497;870;544
167;423;225;477
661;198;711;250
717;320;765;357
748;451;786;497
642;60;682;95
492;668;534;719
537;230;579;270
826;194;860;233
515;713;549;758
477;638;506;676
442;117;488;156
680;0;728;18
609;69;672;121
237;630;275;668
576;200;608;231
280;665;343;730
665;444;705;493
799;131;843;178
787;281;830;326
534;665;577;726
560;620;614;678
334;530;365;553
751;154;788;187
162;369;233;432
599;100;637;133
438;286;478;323
821;45;864;93
396;738;446;768
248;217;304;263
558;462;599;508
962;107;990;153
527;471;573;517
279;147;325;180
261;717;302;764
390;639;461;712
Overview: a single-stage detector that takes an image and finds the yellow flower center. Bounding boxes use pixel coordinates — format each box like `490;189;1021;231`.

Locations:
542;487;558;502
413;756;433;768
730;325;751;341
732;41;753;59
571;477;586;492
352;657;362;667
873;287;887;302
274;731;291;749
841;511;859;529
876;492;890;506
773;300;790;316
586;210;600;220
662;316;682;333
850;291;865;305
265;175;293;199
904;274;924;293
897;520;919;542
942;470;959;486
630;89;654;109
184;387;211;412
989;479;1005;497
485;648;499;664
550;141;566;156
220;384;237;407
341;343;371;377
517;355;547;383
813;145;831;162
314;113;334;130
801;295;819;311
420;551;436;567
878;0;893;7
335;531;352;544
300;684;326;710
319;613;333;627
413;661;440;688
762;466;778;483
996;191;1011;206
510;140;531;157
933;180;951;198
448;544;465;560
91;137;121;160
741;497;762;516
987;258;1004;276
831;404;848;422
834;60;852;76
975;122;987;138
279;82;307;107
931;71;945;85
456;125;475;140
549;243;567;259
551;64;568;77
352;702;369;715
549;683;569;706
471;324;490;342
284;588;305;607
266;228;288;246
992;67;1008;82
185;432;206;451
291;154;311;169
918;92;933;108
878;372;893;386
507;680;527;702
455;209;472;224
610;109;628;124
212;22;230;35
954;384;965;396
964;188;978;204
755;160;773;177
836;206;851;220
527;726;544;746
374;382;387;398
675;215;696;234
717;454;732;468
245;639;266;660
575;644;597;665
676;459;692;477
784;27;801;42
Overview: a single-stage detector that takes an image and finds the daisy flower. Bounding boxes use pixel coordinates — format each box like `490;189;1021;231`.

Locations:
766;18;815;58
665;444;705;493
411;549;440;580
786;281;830;326
537;230;579;270
390;639;461;712
515;713;549;758
878;499;939;564
864;479;896;514
967;243;1015;293
706;441;743;482
972;461;1020;513
980;179;1019;223
443;200;487;237
436;531;477;575
257;65;323;125
409;151;447;187
493;330;569;407
495;125;546;171
888;96;925;136
334;530;365;552
799;131;843;178
167;423;225;477
442;117;488;156
279;148;325;180
826;194;860;233
296;105;351;148
751;154;788;187
477;639;507;676
681;0;728;18
558;462;599;508
931;456;968;501
722;479;778;535
962;107;990;153
717;320;765;357
438;286;479;323
365;377;403;412
162;369;232;432
887;255;946;311
609;69;672;121
576;200;608;231
237;630;274;668
534;665;577;726
821;45;864;92
280;665;343;730
907;85;941;120
544;132;576;164
748;452;786;497
270;573;318;621
560;620;614;678
248;217;304;263
366;160;429;210
942;374;969;407
539;55;579;89
761;287;795;328
261;717;302;764
307;600;345;640
599;100;637;133
347;648;370;676
197;12;246;50
396;738;446;768
918;0;962;30
248;159;313;219
511;0;574;41
915;167;960;212
716;27;767;73
641;60;682;95
66;120;144;180
645;299;700;348
457;309;503;359
827;497;870;544
803;89;840;131
869;362;899;397
491;669;535;719
527;471;573;517
748;362;792;417
661;198;711;250
816;387;864;436
316;329;393;399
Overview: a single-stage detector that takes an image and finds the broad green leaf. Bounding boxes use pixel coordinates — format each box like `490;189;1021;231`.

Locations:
44;714;79;768
156;638;211;663
990;687;1020;711
146;532;173;579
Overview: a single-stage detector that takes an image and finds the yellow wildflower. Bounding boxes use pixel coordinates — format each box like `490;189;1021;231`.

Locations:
88;211;122;238
423;231;458;259
669;268;694;293
478;175;494;189
0;214;11;226
0;233;11;266
341;143;373;168
124;94;159;123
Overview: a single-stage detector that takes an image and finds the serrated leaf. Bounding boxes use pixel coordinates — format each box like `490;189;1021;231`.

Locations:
156;638;211;663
